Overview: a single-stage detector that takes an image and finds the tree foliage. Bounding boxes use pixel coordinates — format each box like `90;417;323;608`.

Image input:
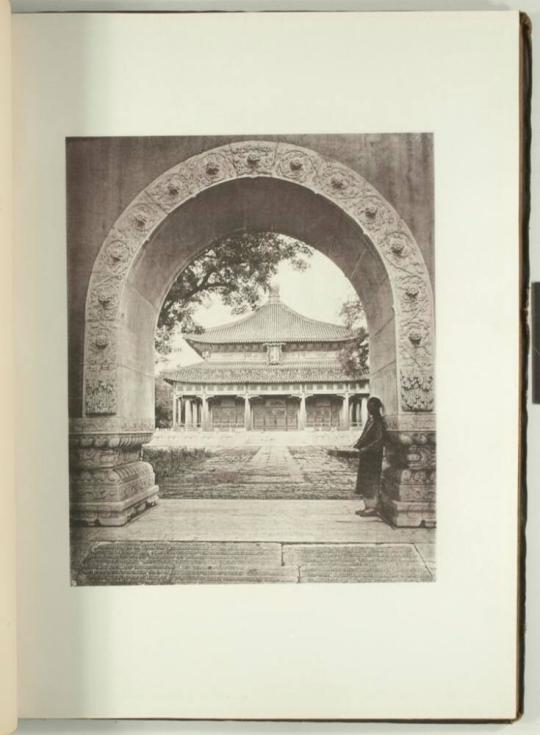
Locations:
338;296;369;378
156;231;312;355
154;375;173;428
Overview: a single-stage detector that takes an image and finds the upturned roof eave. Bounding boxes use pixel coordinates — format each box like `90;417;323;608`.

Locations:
184;334;355;346
162;361;369;385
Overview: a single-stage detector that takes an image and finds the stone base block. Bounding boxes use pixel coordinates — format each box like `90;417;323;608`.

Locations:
71;485;159;527
382;476;436;503
70;460;159;526
379;491;436;528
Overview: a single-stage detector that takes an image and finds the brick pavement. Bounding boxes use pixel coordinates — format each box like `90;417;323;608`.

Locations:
160;445;356;499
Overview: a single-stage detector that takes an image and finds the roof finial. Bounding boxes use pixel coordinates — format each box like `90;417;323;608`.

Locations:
268;281;281;304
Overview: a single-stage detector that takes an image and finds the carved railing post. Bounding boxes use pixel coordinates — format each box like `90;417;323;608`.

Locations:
380;415;436;528
69;420;158;526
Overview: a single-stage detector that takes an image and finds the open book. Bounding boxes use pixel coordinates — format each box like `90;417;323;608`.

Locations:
0;6;529;730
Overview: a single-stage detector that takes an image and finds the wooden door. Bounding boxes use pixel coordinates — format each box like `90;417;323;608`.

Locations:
251;398;298;430
266;399;286;430
252;403;266;431
307;398;336;429
212;398;242;429
286;400;298;430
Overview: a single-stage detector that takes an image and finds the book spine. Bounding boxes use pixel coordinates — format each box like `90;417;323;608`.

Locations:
0;1;17;733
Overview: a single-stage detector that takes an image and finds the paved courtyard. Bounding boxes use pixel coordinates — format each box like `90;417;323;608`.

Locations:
71;440;436;585
158;445;357;499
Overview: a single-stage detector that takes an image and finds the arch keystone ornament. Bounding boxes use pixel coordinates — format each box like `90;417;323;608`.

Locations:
71;140;435;528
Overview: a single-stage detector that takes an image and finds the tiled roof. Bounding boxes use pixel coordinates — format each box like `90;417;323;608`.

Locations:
163;362;367;385
185;291;352;346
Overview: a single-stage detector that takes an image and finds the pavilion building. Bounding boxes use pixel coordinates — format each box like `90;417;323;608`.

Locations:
164;285;369;431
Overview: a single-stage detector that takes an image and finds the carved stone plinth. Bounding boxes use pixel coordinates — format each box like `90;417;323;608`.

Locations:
380;418;436;528
69;426;158;526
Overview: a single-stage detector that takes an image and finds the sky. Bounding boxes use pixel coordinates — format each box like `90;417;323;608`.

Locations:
157;245;358;370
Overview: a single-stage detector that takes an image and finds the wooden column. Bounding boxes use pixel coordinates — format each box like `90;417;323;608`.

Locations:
341;393;350;430
184;398;192;429
360;396;369;425
244;395;251;430
207;398;213;431
172;393;177;428
201;396;209;430
299;393;307;430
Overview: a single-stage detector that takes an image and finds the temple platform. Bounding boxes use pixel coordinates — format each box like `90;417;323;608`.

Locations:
150;428;361;447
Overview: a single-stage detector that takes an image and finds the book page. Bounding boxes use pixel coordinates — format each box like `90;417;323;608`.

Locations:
12;11;520;720
0;1;17;734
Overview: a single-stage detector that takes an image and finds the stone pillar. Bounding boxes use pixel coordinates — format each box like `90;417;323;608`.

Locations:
298;393;307;430
69;420;158;527
184;398;192;429
341;394;350;430
379;414;436;528
244;395;251;430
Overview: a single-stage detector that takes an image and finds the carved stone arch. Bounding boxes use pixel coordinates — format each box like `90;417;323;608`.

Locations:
83;140;434;419
71;139;436;528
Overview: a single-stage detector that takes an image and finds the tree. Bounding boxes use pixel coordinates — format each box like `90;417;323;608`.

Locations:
338;296;369;377
155;375;173;428
156;231;312;355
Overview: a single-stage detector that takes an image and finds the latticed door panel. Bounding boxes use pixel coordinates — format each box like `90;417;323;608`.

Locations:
286;402;299;430
211;398;243;429
251;398;298;431
306;398;340;429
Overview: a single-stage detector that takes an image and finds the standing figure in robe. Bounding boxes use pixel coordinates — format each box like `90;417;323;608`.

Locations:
353;396;386;517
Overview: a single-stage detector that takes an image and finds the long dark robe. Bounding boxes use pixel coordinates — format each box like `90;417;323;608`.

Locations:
354;415;385;498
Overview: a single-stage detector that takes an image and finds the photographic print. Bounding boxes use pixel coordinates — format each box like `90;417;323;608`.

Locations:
68;134;436;585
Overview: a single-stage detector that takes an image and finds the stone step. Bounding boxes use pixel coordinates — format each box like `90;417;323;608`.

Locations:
74;540;298;585
283;543;433;583
73;539;435;585
159;482;355;500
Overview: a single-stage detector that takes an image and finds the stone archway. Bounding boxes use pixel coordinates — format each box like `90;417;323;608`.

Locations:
69;140;435;528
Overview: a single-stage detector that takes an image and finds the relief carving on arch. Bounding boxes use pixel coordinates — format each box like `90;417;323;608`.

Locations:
83;141;435;416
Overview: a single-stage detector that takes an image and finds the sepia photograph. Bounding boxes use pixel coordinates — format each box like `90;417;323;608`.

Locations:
67;134;436;585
